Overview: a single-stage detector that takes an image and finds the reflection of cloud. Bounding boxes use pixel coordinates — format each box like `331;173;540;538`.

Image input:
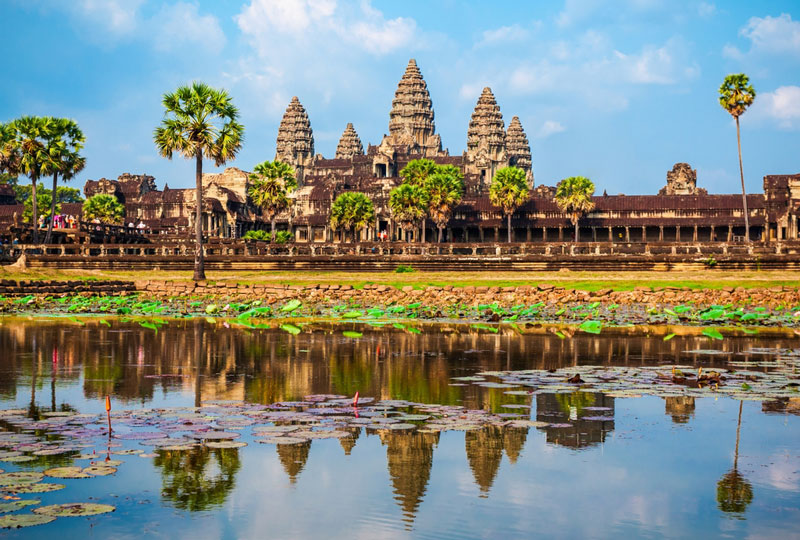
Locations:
764;451;800;492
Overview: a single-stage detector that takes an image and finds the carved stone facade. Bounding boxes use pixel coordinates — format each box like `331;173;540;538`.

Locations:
65;59;800;244
659;163;706;196
275;97;315;184
335;123;364;159
465;87;507;191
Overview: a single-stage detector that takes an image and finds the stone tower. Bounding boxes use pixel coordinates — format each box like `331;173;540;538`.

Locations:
464;87;507;190
334;123;364;159
275;96;315;184
506;116;533;185
383;59;443;156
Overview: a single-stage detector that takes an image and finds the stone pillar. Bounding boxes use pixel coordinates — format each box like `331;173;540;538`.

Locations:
727;225;733;242
494;227;499;242
608;227;613;242
659;226;664;242
693;225;698;242
558;227;563;241
625;226;630;242
676;226;681;242
591;227;597;242
526;227;531;242
641;226;646;242
479;228;485;242
710;225;715;242
543;227;548;242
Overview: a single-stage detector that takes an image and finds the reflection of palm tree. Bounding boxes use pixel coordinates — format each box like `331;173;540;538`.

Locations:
194;322;204;408
717;401;753;517
154;447;241;511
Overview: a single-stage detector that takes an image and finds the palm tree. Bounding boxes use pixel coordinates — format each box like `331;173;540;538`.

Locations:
10;116;57;244
43;119;85;244
154;82;244;281
389;184;426;242
400;159;437;243
719;74;756;243
23;190;59;226
0;122;21;181
329;192;375;243
555;176;595;242
489;166;530;243
424;172;464;242
247;160;297;238
83;194;125;224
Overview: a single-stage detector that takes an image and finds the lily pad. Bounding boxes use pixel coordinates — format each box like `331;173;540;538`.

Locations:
0;514;55;529
0;472;44;486
44;467;91;479
83;466;117;476
2;483;65;494
280;324;301;336
0;500;40;514
281;299;302;312
256;437;308;445
34;503;116;517
204;441;247;449
342;331;363;338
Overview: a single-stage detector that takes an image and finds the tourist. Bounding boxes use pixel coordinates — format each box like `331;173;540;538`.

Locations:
137;221;146;233
128;221;134;229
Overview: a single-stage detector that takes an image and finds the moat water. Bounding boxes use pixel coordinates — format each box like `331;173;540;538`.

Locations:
0;318;799;539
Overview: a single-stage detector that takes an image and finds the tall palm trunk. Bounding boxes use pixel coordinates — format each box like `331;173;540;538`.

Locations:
736;117;750;242
194;321;203;408
421;219;426;243
31;177;39;244
507;213;512;243
194;151;205;281
270;217;276;241
44;172;58;244
437;225;443;243
734;400;743;469
573;215;579;242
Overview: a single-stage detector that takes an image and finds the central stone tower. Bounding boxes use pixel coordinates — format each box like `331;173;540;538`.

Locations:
381;59;444;157
464;87;507;191
275;96;315;184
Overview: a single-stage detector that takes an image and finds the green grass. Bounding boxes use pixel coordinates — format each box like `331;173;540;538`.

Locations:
3;267;800;291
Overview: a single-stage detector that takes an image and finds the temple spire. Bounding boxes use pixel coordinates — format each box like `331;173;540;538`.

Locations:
275;96;314;183
384;59;443;156
335;123;364;159
464;87;507;190
506;115;533;184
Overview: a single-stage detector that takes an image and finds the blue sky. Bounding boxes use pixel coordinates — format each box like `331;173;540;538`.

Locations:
2;0;799;195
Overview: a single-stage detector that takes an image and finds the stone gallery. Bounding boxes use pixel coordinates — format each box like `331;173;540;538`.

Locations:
7;59;799;244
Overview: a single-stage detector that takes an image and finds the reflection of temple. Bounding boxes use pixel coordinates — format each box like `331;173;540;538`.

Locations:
665;396;696;424
339;426;361;455
380;430;439;524
276;441;311;484
761;397;800;416
536;392;615;449
153;447;241;511
464;425;530;496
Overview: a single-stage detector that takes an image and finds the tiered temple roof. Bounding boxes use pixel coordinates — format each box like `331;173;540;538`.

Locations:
275;97;315;182
384;59;443;156
334;123;364;159
506;116;532;182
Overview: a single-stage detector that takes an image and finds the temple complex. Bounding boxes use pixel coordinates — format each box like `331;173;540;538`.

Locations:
2;58;799;245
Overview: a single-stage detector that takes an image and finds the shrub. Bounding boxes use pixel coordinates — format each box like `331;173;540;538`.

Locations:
395;264;416;273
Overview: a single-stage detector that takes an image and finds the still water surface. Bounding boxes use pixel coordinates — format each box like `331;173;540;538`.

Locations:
0;319;799;539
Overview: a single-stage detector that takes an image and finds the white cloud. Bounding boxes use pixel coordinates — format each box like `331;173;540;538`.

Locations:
152;2;226;53
751;86;800;129
614;39;698;84
78;0;143;35
236;0;417;57
697;2;716;17
738;13;800;57
538;120;566;138
477;24;530;47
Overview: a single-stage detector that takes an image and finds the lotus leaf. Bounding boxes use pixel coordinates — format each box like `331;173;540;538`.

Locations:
34;503;115;517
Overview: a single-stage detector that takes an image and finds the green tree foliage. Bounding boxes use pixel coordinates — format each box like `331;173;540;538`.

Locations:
555;176;595;242
329;192;375;243
489;166;530;242
83;194;125;224
389;183;426;240
43;119;85;243
719;73;756;242
0;123;20;182
7;116;58;243
424;171;464;242
14;185;83;204
23;190;59;224
247;160;297;236
154;82;244;280
399;158;437;187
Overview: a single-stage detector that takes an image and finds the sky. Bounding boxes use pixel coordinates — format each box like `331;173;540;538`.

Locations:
2;0;799;195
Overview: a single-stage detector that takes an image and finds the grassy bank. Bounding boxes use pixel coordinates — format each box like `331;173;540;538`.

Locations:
3;266;800;291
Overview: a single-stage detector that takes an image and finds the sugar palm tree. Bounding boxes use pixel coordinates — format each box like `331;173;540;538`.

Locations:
424;171;464;242
329;192;375;243
719;74;756;243
0;122;21;181
154;82;244;280
43;119;85;244
489;166;530;243
83;194;125;224
555;176;595;242
10;116;57;244
389;183;426;242
400;159;437;243
247;160;297;239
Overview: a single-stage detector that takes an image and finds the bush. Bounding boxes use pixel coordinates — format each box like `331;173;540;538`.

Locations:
242;230;294;243
395;264;416;273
